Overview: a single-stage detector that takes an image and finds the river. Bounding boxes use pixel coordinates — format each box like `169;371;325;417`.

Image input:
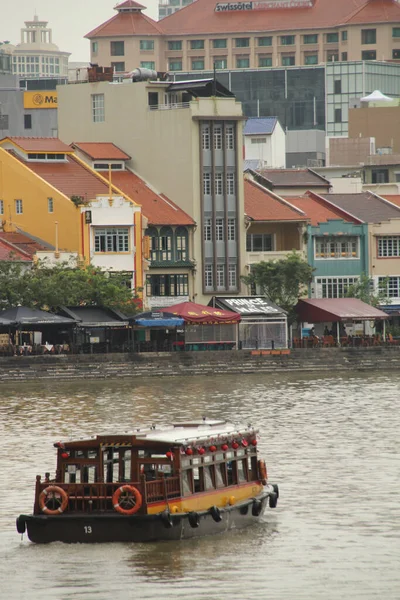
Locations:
0;371;399;600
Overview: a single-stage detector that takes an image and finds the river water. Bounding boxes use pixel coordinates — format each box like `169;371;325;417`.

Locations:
0;371;399;600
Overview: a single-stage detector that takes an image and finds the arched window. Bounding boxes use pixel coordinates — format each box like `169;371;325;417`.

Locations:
175;227;188;261
159;227;173;261
146;227;159;262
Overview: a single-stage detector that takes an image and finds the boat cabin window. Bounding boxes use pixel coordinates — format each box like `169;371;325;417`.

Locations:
103;448;132;483
202;466;214;490
63;463;98;484
138;450;175;481
214;463;226;488
237;459;247;483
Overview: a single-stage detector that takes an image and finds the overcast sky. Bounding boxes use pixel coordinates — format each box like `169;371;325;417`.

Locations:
1;0;159;62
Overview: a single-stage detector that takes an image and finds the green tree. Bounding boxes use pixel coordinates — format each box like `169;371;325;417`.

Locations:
241;251;314;323
345;273;389;307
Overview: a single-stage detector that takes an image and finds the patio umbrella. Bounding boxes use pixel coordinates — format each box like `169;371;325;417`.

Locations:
360;90;393;102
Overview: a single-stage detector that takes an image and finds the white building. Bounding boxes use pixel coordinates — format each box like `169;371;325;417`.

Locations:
243;118;286;170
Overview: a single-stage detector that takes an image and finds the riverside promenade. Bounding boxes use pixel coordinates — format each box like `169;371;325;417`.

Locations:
1;346;400;383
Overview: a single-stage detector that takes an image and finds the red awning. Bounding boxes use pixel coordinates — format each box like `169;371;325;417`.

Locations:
168;301;241;324
296;298;389;323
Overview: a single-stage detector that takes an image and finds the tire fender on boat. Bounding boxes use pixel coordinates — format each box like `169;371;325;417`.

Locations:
112;485;142;516
269;484;279;509
252;499;263;517
16;515;26;534
39;485;69;515
188;511;200;528
209;505;222;522
160;510;174;528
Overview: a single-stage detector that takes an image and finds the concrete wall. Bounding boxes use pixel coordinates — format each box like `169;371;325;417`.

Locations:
329;136;375;167
349;105;400;154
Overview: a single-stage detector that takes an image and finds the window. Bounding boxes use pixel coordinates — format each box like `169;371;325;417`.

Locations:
214;58;227;69
94;228;129;252
159;227;172;261
0;114;8;129
111;62;125;72
93;163;123;170
235;38;250;47
282;55;295;66
92;41;98;54
393;50;400;59
226;172;235;195
0;200;3;215
192;58;205;70
327;52;339;62
215;173;223;195
110;41;124;56
215;218;224;241
228;264;237;289
140;61;155;69
228;218;236;241
280;35;295;45
251;137;266;144
140;40;154;50
378;236;400;257
303;34;318;44
362;29;377;44
326;33;339;43
379;276;400;298
213;39;227;48
168;41;182;50
169;60;182;71
334;80;342;94
204;218;212;241
236;57;249;68
342;31;348;41
202;125;210;150
304;54;318;65
246;233;273;252
146;274;188;297
27;153;65;161
203;172;211;195
259;56;272;67
393;27;400;38
175;227;188;261
214;126;222;150
226;125;234;150
190;40;204;49
314;236;358;258
334;108;342;123
342;52;348;61
204;264;213;289
362;50;376;60
24;114;32;129
371;169;389;184
216;264;225;288
92;94;105;123
315;277;359;299
15;199;23;214
258;36;272;46
48;197;54;213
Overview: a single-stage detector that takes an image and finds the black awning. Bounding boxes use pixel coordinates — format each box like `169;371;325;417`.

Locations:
0;306;76;325
167;79;235;98
58;306;128;327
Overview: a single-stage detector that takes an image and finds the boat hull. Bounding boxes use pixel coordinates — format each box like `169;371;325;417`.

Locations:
17;493;274;544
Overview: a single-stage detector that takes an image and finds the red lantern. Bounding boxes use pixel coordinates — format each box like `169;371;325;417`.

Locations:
185;447;193;456
209;445;217;452
251;439;257;446
198;447;205;455
221;443;229;451
166;451;173;459
61;452;69;459
241;439;249;448
232;441;239;450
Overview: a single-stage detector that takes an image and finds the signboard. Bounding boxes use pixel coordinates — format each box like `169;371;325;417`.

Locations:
147;296;189;309
85;210;92;224
215;0;312;10
220;297;282;315
89;336;100;344
24;91;58;109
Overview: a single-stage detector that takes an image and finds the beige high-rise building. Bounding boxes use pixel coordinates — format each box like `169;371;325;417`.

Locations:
57;75;247;304
85;0;400;74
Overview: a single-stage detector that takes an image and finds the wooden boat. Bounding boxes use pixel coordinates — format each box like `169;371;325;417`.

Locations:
16;419;279;543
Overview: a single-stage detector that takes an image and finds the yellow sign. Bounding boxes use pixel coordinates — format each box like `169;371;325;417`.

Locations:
24;91;58;109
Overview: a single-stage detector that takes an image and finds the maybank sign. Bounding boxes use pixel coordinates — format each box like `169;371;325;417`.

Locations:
24;92;58;109
215;0;312;10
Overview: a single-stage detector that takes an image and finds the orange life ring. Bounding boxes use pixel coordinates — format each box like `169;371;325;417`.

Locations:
112;485;142;515
39;485;69;515
258;459;268;485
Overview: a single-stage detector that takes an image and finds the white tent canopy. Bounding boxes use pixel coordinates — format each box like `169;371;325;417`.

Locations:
360;90;393;102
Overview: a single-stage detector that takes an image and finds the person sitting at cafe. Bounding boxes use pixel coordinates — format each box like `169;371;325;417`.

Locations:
323;326;330;336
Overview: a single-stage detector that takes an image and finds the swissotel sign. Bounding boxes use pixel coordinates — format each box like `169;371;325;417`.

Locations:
215;0;312;11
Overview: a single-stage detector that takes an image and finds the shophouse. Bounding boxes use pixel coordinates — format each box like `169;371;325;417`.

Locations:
57;75;247;304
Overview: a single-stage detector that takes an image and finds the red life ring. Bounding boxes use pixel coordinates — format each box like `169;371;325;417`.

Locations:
112;485;142;515
258;459;268;485
39;485;69;515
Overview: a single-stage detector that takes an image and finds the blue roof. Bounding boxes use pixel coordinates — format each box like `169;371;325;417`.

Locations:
244;117;278;136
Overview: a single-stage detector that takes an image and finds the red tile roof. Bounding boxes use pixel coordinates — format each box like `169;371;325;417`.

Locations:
72;142;131;161
1;137;72;153
286;194;360;226
255;168;330;188
111;170;195;225
0;239;31;262
244;179;307;221
382;195;400;207
117;0;146;8
85;9;163;38
345;0;400;25
0;232;48;257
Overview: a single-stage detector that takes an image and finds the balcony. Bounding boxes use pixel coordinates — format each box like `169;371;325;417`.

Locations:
148;101;191;111
247;249;304;264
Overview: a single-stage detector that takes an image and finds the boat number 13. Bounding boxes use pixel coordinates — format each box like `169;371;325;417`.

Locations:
84;526;92;534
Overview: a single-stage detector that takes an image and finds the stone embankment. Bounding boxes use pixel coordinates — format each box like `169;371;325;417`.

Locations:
1;347;400;383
